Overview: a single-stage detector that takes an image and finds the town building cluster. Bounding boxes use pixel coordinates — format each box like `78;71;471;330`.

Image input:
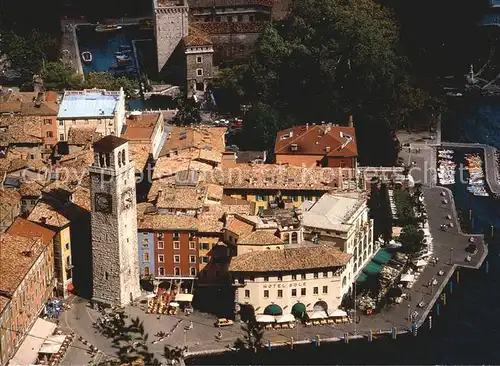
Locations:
0;86;382;365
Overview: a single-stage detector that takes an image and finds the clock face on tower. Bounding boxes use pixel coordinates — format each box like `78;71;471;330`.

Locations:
95;193;112;213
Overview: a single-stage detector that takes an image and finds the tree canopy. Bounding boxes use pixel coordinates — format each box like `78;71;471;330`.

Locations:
216;0;441;164
172;96;202;126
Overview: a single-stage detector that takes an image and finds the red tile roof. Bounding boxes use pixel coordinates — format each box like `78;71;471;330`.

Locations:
7;217;56;245
194;21;266;35
188;0;273;7
274;125;358;157
184;26;213;46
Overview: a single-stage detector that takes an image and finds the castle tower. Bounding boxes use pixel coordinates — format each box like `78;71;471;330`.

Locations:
153;0;189;72
89;135;141;306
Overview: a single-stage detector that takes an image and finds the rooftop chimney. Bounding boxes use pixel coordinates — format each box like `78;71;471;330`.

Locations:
348;115;354;127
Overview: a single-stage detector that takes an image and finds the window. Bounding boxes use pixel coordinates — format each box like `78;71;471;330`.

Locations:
46;131;53;138
291;288;297;297
143;253;150;262
59;121;64;126
314;272;319;279
244;290;250;298
292;274;297;280
264;276;269;282
174;267;180;276
173;241;180;249
43;119;51;125
105;272;109;280
173;232;180;240
200;256;209;263
158;267;165;276
323;272;328;278
237;15;243;21
301;288;306;296
190;267;196;276
189;241;196;250
158;233;164;239
278;275;283;281
264;290;269;298
144;266;150;276
65;243;70;250
59;134;64;140
249;15;255;21
322;286;328;294
189;255;196;263
158;241;164;249
196;56;202;63
215;16;221;22
200;243;209;250
196;69;203;76
158;254;164;263
277;289;283;298
313;287;319;295
300;273;306;280
174;255;180;263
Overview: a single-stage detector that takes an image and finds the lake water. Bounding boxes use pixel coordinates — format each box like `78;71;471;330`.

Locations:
188;101;500;365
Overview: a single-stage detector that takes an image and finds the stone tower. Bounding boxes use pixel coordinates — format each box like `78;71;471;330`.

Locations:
89;135;141;306
153;0;189;72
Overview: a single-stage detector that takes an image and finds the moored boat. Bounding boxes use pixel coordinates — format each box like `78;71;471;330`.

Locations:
81;51;92;64
95;24;122;32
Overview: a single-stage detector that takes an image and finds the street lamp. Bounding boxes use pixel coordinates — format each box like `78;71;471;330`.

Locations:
450;247;454;265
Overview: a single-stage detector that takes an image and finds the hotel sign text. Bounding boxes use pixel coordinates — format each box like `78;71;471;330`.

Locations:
263;282;307;289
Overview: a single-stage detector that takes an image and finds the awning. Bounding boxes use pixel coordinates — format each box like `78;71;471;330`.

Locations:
327;309;348;317
372;249;393;265
400;273;415;282
174;293;193;302
307;311;327;319
275;314;295;323
8;318;56;366
363;261;383;275
256;314;275;323
291;302;306;317
356;273;368;284
264;304;282;316
38;335;67;354
414;259;427;267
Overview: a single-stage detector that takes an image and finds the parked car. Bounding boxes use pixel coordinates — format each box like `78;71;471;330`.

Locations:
215;318;234;327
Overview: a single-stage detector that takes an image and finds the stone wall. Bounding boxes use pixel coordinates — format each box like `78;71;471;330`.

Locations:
154;7;189;72
210;33;260;65
186;51;214;92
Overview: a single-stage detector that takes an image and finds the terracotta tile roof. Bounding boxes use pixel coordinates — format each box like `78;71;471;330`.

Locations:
0;102;21;114
0;157;49;175
198;208;225;232
0;91;58;115
153;152;215;180
237;230;282;245
204;183;223;201
0;232;48;294
67;126;102;145
7;217;56;245
194;21;266;34
157;0;186;6
206;164;352;191
229;244;352;272
20;101;59;116
184;26;213;46
72;186;91;212
275;125;358;158
28;201;70;228
129;143;152;171
0;115;43;145
137;214;198;231
226;216;254;236
160;126;226;157
0;188;21;208
156;187;205;210
1;91;37;103
18;181;44;197
123;113;161;141
188;0;273;7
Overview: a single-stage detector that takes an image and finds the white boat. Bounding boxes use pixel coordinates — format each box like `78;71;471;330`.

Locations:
95;24;122;32
81;51;92;64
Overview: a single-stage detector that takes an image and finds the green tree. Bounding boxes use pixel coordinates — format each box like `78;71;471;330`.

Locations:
84;71;139;96
399;224;424;253
241;102;289;151
0;31;59;78
233;320;264;353
172;96;202;126
41;61;83;90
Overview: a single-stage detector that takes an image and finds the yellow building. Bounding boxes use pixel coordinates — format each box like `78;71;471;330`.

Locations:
28;202;74;298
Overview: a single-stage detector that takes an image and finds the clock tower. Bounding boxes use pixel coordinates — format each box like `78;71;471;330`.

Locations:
89;135;141;306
